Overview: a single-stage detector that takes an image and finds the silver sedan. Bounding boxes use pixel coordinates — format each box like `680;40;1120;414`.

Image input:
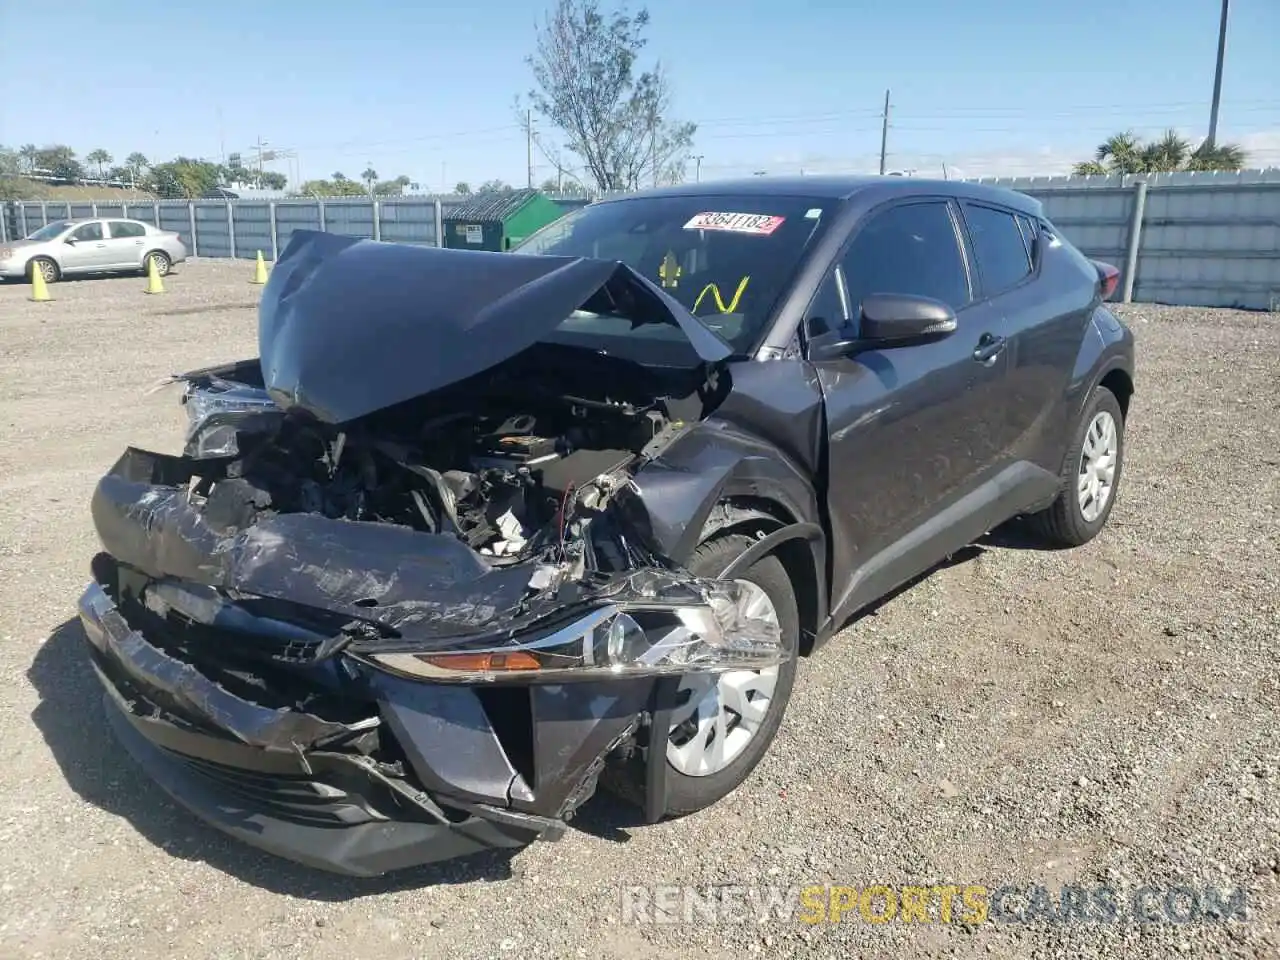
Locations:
0;217;189;282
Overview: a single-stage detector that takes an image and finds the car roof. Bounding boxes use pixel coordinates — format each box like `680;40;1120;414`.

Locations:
598;175;1043;218
51;216;147;225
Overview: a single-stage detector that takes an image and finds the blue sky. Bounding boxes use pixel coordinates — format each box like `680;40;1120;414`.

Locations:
2;0;1277;188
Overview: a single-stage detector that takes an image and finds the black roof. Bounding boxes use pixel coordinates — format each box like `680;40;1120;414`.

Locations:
597;175;1042;216
446;188;540;222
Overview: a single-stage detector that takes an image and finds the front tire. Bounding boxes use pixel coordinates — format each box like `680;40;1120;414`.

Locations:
605;533;800;817
1028;385;1125;547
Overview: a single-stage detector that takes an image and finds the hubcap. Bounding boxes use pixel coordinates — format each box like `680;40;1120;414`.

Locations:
666;580;781;777
1078;410;1118;523
40;261;55;282
151;255;167;275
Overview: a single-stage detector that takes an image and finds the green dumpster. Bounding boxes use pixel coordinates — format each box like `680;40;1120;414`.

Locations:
441;189;565;252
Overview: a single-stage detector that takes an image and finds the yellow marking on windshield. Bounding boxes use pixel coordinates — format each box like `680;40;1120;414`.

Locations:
692;276;750;314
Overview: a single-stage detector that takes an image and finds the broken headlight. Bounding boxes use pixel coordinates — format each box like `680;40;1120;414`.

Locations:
180;378;282;458
362;580;784;683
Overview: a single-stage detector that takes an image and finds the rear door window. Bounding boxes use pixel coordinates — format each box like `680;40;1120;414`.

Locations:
108;221;147;239
963;203;1033;295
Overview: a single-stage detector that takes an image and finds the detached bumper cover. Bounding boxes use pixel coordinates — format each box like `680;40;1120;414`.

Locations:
77;582;565;877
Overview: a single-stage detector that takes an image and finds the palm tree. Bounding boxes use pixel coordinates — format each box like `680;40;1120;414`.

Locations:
86;149;112;181
1075;130;1248;176
124;152;149;187
1188;141;1246;172
1139;129;1190;173
1095;131;1144;174
362;167;378;194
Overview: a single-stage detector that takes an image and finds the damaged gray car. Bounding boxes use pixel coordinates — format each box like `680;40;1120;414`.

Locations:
79;177;1134;876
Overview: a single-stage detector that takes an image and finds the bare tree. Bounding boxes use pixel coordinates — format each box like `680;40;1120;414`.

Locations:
524;0;695;192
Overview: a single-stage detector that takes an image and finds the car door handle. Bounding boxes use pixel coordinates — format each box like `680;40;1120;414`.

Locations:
972;333;1007;365
94;243;106;248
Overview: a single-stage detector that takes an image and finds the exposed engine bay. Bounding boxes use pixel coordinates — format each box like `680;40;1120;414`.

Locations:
76;232;803;878
176;346;720;574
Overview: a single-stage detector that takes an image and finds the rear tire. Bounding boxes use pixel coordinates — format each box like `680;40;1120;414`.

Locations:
145;251;171;276
603;533;800;817
1028;385;1125;547
29;257;60;283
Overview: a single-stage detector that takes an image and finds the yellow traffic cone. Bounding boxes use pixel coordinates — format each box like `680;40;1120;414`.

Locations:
144;254;165;295
250;251;269;285
29;262;53;302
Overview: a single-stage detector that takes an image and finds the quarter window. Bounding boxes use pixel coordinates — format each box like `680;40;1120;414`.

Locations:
840;202;970;316
108;221;147;239
71;222;104;242
963;204;1032;295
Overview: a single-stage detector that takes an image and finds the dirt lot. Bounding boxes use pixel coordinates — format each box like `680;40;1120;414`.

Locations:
0;261;1276;959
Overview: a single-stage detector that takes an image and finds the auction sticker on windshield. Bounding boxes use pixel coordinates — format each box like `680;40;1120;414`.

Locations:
684;212;786;235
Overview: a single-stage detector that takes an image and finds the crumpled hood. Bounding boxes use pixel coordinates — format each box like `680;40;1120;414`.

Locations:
258;230;732;424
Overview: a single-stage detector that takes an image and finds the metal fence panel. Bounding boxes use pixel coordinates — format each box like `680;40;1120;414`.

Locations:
976;172;1280;310
231;201;273;260
125;202;157;226
321;200;377;239
273;201;323;254
379;198;438;245
193;203;232;258
8;177;1271;308
158;203;194;250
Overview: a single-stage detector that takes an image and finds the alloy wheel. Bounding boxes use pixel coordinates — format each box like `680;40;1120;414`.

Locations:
1078;410;1118;523
666;580;781;777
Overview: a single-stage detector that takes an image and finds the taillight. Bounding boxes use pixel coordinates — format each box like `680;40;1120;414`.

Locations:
1092;260;1120;300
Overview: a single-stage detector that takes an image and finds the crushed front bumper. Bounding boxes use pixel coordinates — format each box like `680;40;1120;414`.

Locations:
77;582;567;877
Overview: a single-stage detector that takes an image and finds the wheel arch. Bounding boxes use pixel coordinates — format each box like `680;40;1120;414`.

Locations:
1098;367;1134;419
697;498;825;657
26;254;61;279
624;421;830;657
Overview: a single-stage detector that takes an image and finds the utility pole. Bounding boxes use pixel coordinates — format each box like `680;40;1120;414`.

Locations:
1206;0;1230;148
693;154;704;182
254;136;268;178
878;89;891;176
942;161;949;181
526;109;534;189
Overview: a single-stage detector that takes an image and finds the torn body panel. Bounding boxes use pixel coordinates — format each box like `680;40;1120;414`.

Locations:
79;230;819;876
257;230;732;424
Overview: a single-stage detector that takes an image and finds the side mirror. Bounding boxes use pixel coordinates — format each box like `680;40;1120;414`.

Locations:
64;237;77;245
807;293;957;361
859;293;957;346
807;323;860;361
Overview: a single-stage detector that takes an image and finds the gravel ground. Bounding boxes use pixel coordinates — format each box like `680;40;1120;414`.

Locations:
0;261;1276;960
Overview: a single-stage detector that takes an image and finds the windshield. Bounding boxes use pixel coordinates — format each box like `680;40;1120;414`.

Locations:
26;221;73;241
512;194;833;357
